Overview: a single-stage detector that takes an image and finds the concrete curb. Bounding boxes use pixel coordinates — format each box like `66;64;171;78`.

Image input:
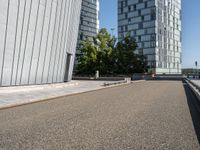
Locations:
0;80;145;110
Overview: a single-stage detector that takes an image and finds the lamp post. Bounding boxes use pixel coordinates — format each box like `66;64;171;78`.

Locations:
195;61;198;79
111;28;115;37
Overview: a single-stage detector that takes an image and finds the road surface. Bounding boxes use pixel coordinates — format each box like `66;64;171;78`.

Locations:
0;81;199;150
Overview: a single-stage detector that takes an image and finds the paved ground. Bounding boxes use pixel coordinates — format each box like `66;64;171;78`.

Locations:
0;81;200;150
0;80;129;109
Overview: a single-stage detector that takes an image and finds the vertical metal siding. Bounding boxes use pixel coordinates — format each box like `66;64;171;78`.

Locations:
0;0;82;86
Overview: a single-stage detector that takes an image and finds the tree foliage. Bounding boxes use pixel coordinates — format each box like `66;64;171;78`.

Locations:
76;29;147;76
113;34;147;74
76;39;97;75
76;28;115;75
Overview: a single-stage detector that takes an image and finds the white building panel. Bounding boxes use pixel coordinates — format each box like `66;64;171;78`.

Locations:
0;0;82;86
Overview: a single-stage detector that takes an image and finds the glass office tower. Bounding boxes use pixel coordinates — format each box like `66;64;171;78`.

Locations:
78;0;99;43
75;0;100;67
118;0;182;74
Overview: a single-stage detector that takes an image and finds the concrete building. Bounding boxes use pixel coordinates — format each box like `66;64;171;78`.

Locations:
76;0;100;60
0;0;82;86
118;0;182;74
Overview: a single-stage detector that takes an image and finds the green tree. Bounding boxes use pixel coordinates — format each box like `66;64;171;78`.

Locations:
76;28;116;75
76;30;147;76
113;34;147;74
76;39;97;75
94;28;116;75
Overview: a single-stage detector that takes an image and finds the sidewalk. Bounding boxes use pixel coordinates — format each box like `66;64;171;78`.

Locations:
0;80;139;109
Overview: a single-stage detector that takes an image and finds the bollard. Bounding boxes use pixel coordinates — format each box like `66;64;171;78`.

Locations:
95;70;99;79
125;78;131;83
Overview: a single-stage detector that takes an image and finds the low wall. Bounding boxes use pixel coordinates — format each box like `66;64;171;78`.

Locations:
185;78;200;102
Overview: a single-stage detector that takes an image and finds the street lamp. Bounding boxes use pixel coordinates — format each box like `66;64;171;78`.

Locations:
111;28;115;37
195;61;198;78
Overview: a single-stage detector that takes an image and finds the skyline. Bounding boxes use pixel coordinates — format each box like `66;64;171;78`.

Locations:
100;0;200;68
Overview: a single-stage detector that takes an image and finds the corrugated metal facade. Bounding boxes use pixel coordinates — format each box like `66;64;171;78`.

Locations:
0;0;82;86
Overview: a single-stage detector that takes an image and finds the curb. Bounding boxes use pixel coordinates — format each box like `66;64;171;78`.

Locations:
0;80;145;110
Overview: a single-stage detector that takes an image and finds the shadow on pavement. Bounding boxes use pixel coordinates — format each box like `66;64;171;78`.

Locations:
182;80;200;144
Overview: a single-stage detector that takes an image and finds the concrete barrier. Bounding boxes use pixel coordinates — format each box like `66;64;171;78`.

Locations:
185;78;200;102
103;80;128;87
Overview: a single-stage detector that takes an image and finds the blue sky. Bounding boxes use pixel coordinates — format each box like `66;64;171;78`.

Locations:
100;0;200;68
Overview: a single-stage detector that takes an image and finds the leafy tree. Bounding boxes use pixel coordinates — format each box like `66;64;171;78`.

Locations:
76;28;116;75
113;34;147;74
76;39;97;75
76;29;147;76
94;28;116;75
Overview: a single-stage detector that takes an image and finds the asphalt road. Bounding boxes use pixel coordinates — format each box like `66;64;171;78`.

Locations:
0;81;200;150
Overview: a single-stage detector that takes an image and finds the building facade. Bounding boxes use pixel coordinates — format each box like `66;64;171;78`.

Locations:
118;0;182;74
78;0;99;43
75;0;100;65
0;0;82;86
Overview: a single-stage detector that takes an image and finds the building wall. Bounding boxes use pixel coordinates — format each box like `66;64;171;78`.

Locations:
0;0;82;86
75;0;99;58
118;0;182;74
78;0;99;43
155;0;182;74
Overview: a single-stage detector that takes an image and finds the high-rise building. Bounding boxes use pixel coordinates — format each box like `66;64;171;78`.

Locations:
78;0;99;43
0;0;82;86
75;0;100;64
118;0;182;74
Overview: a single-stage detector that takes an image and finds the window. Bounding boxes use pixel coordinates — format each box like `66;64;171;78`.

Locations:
132;30;136;36
138;22;143;29
125;0;127;6
121;1;123;8
151;34;156;40
145;2;148;8
138;36;141;41
121;8;123;13
138;10;141;16
151;8;156;20
121;26;123;32
125;25;128;32
128;6;131;12
141;16;144;21
80;17;83;24
139;49;143;55
125;13;128;19
80;32;83;40
128;18;131;23
133;5;136;11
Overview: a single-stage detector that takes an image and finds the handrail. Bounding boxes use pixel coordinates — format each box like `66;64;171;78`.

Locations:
185;78;200;92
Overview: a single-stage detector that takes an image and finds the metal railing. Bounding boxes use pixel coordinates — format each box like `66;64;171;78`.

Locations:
185;78;200;92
